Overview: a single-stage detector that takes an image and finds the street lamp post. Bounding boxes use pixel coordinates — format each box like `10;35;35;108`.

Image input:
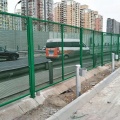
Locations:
14;0;22;51
14;0;22;14
14;0;28;16
26;0;28;16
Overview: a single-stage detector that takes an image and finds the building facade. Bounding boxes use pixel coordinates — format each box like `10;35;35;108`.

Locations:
0;0;8;30
21;0;53;30
54;1;103;32
21;0;53;20
54;0;80;32
106;18;120;34
95;15;103;31
80;5;103;31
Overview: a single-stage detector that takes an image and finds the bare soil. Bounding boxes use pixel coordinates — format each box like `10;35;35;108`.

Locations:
14;64;120;120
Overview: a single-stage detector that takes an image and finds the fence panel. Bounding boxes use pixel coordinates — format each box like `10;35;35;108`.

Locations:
103;33;111;64
0;14;30;107
1;12;120;107
112;34;118;54
63;25;80;79
94;31;102;67
82;29;93;69
32;19;63;92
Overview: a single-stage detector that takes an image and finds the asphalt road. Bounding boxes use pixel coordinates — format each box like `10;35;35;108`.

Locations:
0;54;112;104
0;60;93;101
0;56;49;72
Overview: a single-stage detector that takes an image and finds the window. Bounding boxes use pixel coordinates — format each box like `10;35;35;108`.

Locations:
64;42;72;47
46;42;61;48
46;42;86;48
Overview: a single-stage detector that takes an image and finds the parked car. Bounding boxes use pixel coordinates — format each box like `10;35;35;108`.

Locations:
0;47;19;61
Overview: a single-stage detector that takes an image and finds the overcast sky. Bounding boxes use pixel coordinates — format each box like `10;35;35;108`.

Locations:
8;0;120;31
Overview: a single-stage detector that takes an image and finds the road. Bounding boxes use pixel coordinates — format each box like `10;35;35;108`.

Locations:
0;54;112;104
0;60;93;102
0;56;49;72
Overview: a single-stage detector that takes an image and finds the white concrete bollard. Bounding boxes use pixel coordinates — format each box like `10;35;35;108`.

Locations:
76;65;81;97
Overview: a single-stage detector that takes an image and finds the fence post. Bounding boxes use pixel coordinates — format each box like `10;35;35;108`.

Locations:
80;28;83;68
27;17;35;98
117;35;119;60
93;30;95;68
61;24;64;80
101;32;103;66
110;33;113;61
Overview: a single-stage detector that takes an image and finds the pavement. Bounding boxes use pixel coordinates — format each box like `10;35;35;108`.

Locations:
67;75;120;120
47;66;120;120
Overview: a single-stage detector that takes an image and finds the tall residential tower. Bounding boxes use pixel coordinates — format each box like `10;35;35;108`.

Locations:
106;18;120;34
21;0;53;21
0;0;8;29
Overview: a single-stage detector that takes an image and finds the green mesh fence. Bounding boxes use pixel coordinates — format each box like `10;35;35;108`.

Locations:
0;14;30;107
63;25;80;79
32;19;63;92
0;12;120;107
94;31;102;67
82;29;93;69
103;33;111;64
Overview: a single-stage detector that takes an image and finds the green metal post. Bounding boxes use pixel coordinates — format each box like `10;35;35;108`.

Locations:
110;33;112;61
93;31;95;68
111;34;113;53
101;32;103;66
27;17;35;98
80;28;83;67
117;35;119;60
61;24;64;80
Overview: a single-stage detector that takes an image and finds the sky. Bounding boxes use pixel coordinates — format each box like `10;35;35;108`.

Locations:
8;0;120;32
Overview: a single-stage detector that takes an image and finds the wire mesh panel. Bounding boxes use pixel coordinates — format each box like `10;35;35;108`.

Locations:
112;34;118;54
32;19;62;91
94;31;102;67
63;25;80;79
82;29;93;69
103;33;111;64
119;36;120;59
0;14;30;106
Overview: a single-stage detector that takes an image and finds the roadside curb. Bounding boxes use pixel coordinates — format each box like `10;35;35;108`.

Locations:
47;67;120;120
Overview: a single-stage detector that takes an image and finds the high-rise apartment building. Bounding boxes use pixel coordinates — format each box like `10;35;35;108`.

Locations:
54;1;103;32
21;0;53;20
54;0;80;32
0;0;7;11
21;0;53;30
0;0;8;29
80;5;103;31
95;15;103;31
106;18;120;34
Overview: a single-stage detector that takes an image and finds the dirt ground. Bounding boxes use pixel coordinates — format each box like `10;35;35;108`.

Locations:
14;63;119;120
